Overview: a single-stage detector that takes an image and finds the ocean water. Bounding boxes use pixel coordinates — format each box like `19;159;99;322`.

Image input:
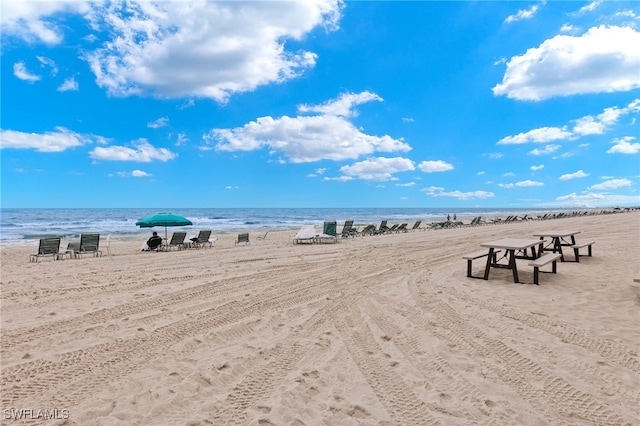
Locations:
0;207;598;245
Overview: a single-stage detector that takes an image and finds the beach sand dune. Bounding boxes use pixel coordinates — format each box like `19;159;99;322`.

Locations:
1;212;639;425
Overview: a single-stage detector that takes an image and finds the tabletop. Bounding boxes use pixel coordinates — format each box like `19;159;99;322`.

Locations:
481;238;544;250
532;230;581;237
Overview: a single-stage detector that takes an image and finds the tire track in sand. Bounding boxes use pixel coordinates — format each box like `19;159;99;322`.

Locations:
402;269;632;425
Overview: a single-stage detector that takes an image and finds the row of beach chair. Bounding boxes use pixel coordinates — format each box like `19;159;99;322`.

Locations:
29;229;263;262
152;230;216;251
335;219;421;238
29;233;103;262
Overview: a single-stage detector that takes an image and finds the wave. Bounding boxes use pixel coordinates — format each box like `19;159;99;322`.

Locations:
0;207;620;244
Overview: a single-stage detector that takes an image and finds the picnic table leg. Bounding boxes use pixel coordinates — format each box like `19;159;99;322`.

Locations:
569;235;579;262
508;249;519;283
539;236;550;256
553;237;565;262
483;248;494;280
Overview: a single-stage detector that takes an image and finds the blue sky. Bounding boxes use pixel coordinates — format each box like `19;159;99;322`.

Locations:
1;1;639;209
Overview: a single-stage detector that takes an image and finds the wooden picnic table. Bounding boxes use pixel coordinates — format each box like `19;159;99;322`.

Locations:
532;230;581;262
480;238;544;284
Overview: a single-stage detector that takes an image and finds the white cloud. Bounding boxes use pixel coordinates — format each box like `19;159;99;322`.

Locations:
614;10;637;19
84;1;342;101
516;179;544;187
422;186;495;200
417;160;454;173
572;100;639;136
0;1;91;44
607;136;640;154
530;164;544;171
175;132;189;147
559;170;589;181
578;1;601;14
500;99;640;146
323;175;354;182
498;127;572;145
36;56;58;76
487;152;503;159
208;92;410;163
113;170;151;177
148;117;169;129
131;169;151;177
589;178;633;190
58;77;79;92
505;3;541;23
499;180;544;188
493;26;640;101
529;145;561;156
298;91;381;117
338;157;415;181
544;191;640;208
90;139;177;162
0;127;90;152
13;62;40;82
307;167;327;178
396;182;415;187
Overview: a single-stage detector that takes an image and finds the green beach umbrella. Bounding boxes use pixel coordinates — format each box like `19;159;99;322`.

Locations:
135;212;193;240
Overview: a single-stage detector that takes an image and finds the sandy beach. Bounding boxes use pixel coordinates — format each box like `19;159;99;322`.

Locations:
1;211;639;425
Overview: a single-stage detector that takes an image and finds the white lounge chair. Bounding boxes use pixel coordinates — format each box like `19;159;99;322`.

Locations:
293;224;317;244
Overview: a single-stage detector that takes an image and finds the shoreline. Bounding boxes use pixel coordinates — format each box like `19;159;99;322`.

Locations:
2;206;638;248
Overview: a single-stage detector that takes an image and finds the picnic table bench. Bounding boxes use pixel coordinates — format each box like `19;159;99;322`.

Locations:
572;241;595;261
462;249;500;279
528;253;562;285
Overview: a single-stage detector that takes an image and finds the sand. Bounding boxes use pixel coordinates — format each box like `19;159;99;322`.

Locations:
1;212;639;425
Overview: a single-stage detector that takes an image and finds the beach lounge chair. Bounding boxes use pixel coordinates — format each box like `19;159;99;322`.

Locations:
359;224;377;236
76;233;102;258
146;235;164;251
465;217;479;227
340;220;357;237
323;221;337;237
29;237;63;262
378;220;390;234
166;231;187;250
387;224;399;233
396;223;408;233
410;221;422;231
293;224;317;244
315;221;338;244
235;233;250;246
191;230;213;249
256;231;269;240
428;221;449;230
